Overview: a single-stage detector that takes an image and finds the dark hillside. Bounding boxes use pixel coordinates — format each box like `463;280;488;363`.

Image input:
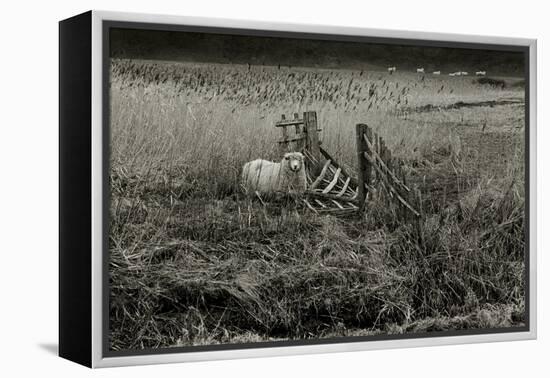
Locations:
111;28;525;76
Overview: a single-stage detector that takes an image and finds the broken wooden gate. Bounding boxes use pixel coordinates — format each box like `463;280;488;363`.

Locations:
275;112;419;218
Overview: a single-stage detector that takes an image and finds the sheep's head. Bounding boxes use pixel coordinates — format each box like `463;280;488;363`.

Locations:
283;152;304;173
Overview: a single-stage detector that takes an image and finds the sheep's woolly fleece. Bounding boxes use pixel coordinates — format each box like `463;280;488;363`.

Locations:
241;152;307;195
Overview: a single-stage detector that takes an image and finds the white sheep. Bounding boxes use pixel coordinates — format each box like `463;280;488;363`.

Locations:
241;152;307;196
433;71;441;75
416;67;425;73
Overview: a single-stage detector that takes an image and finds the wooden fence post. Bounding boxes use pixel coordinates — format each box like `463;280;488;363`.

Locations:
356;123;370;211
294;112;303;151
365;127;372;186
293;113;301;133
279;114;288;154
304;111;321;172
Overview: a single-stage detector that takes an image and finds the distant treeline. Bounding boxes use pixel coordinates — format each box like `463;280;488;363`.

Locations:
110;28;525;76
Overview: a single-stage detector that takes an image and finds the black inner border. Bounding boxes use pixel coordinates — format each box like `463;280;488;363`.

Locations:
102;19;531;359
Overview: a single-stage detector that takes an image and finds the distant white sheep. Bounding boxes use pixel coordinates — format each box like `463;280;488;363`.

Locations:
416;67;425;73
433;71;441;75
476;71;487;76
387;66;397;74
241;152;307;196
461;71;469;76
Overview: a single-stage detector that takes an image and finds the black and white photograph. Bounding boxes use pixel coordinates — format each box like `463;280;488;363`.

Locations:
107;25;529;353
4;0;550;375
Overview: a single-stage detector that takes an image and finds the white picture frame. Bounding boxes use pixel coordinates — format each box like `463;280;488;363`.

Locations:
59;10;537;368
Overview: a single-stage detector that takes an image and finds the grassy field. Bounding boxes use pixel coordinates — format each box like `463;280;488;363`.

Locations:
108;59;526;351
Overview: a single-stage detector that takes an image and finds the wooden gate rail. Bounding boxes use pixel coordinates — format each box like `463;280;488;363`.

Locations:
356;123;420;218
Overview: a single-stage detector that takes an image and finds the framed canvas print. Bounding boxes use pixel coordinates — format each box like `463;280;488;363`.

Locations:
59;10;537;368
